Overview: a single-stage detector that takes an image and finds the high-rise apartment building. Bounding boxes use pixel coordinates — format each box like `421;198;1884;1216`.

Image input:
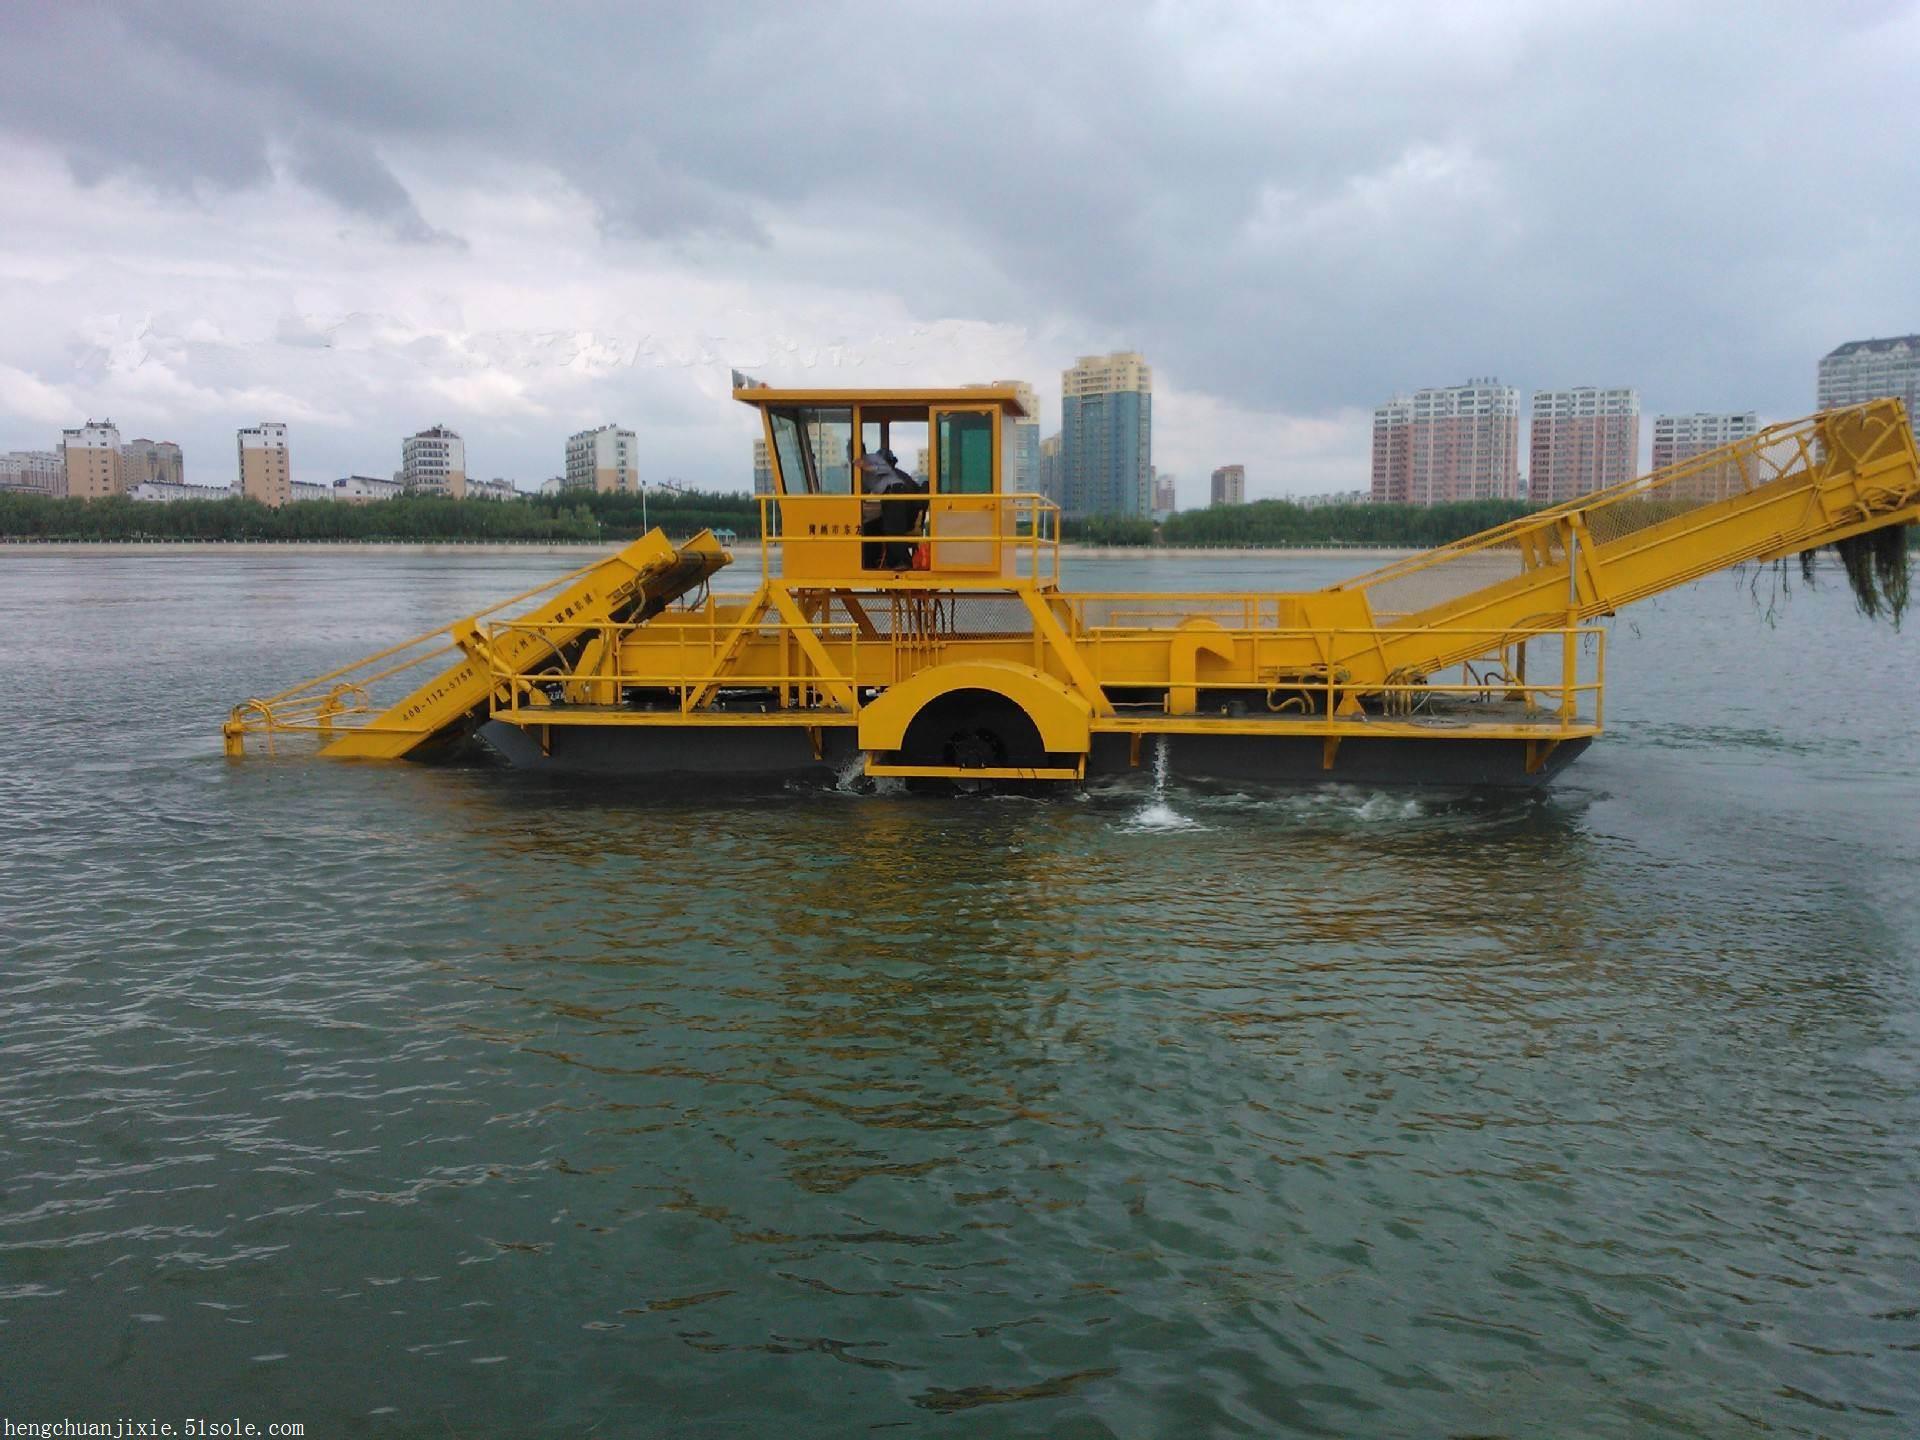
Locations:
1;450;64;496
1818;335;1920;439
1152;471;1177;515
1038;434;1063;507
1371;399;1412;504
970;380;1041;493
122;438;184;488
565;424;639;494
1372;381;1520;506
1651;412;1759;469
1210;464;1246;506
236;422;291;507
1651;411;1760;504
752;439;773;496
62;419;124;501
402;425;466;498
1061;352;1152;518
1529;388;1639;505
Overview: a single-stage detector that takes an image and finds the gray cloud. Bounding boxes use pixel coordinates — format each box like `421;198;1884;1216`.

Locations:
2;0;1917;490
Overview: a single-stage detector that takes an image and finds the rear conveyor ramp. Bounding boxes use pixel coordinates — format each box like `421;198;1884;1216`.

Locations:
223;529;730;758
1324;399;1920;691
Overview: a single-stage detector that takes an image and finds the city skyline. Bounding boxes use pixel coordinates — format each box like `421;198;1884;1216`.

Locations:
11;327;1918;512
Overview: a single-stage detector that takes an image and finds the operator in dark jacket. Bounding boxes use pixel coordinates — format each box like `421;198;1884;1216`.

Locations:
858;448;927;569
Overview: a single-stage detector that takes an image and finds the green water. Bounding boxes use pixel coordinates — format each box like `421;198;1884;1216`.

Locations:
2;550;1917;1437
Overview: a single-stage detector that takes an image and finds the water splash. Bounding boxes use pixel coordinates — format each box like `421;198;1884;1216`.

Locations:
1354;792;1423;821
829;751;903;797
834;752;867;793
1126;737;1201;831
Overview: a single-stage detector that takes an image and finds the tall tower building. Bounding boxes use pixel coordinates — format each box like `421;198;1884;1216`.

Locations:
1153;472;1177;515
1210;464;1246;506
62;419;125;501
1529;388;1640;505
402;425;466;498
1818;336;1920;439
1374;381;1520;506
565;424;640;494
236;423;291;507
1371;398;1412;504
1061;352;1152;518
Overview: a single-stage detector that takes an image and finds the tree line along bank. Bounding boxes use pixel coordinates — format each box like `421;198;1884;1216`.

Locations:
0;488;1542;548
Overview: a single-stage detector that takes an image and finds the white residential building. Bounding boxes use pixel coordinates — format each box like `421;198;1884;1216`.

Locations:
565;424;639;494
291;480;332;503
1818;335;1920;436
130;481;237;504
333;475;404;504
1651;412;1759;469
1652;412;1761;504
402;425;466;498
468;478;520;502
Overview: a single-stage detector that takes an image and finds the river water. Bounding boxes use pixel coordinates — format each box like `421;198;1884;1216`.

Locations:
2;549;1917;1438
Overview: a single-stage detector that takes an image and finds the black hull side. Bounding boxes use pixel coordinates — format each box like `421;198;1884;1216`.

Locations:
1086;733;1589;788
479;721;1591;789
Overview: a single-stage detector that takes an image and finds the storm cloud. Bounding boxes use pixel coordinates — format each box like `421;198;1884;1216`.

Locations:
2;0;1915;498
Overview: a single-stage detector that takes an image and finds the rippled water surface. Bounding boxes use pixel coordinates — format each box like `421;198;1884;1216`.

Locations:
3;548;1918;1437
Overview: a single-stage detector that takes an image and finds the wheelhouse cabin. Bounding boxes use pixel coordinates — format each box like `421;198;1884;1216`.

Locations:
735;383;1059;586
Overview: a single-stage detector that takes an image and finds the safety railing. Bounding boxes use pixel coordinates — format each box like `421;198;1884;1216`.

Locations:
478;612;1602;733
223;553;614;750
482;616;868;719
1061;592;1295;631
756;491;1061;585
1081;622;1606;731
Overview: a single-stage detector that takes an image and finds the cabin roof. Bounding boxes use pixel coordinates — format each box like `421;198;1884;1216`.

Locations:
731;385;1029;418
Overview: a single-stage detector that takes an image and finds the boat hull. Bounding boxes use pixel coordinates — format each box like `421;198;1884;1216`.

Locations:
478;720;1590;789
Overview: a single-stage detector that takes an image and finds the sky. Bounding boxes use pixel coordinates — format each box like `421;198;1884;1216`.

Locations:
1;0;1916;505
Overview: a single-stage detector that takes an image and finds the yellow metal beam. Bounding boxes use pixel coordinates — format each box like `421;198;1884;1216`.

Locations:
766;585;859;712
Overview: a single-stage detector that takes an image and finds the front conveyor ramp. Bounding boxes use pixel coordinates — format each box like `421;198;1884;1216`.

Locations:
223;529;730;760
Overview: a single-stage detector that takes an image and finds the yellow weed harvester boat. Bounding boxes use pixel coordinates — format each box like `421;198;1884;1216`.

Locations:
225;386;1920;788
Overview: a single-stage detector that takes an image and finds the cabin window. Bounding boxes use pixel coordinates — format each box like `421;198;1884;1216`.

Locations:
769;407;853;494
805;409;853;494
936;409;995;494
769;409;813;494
